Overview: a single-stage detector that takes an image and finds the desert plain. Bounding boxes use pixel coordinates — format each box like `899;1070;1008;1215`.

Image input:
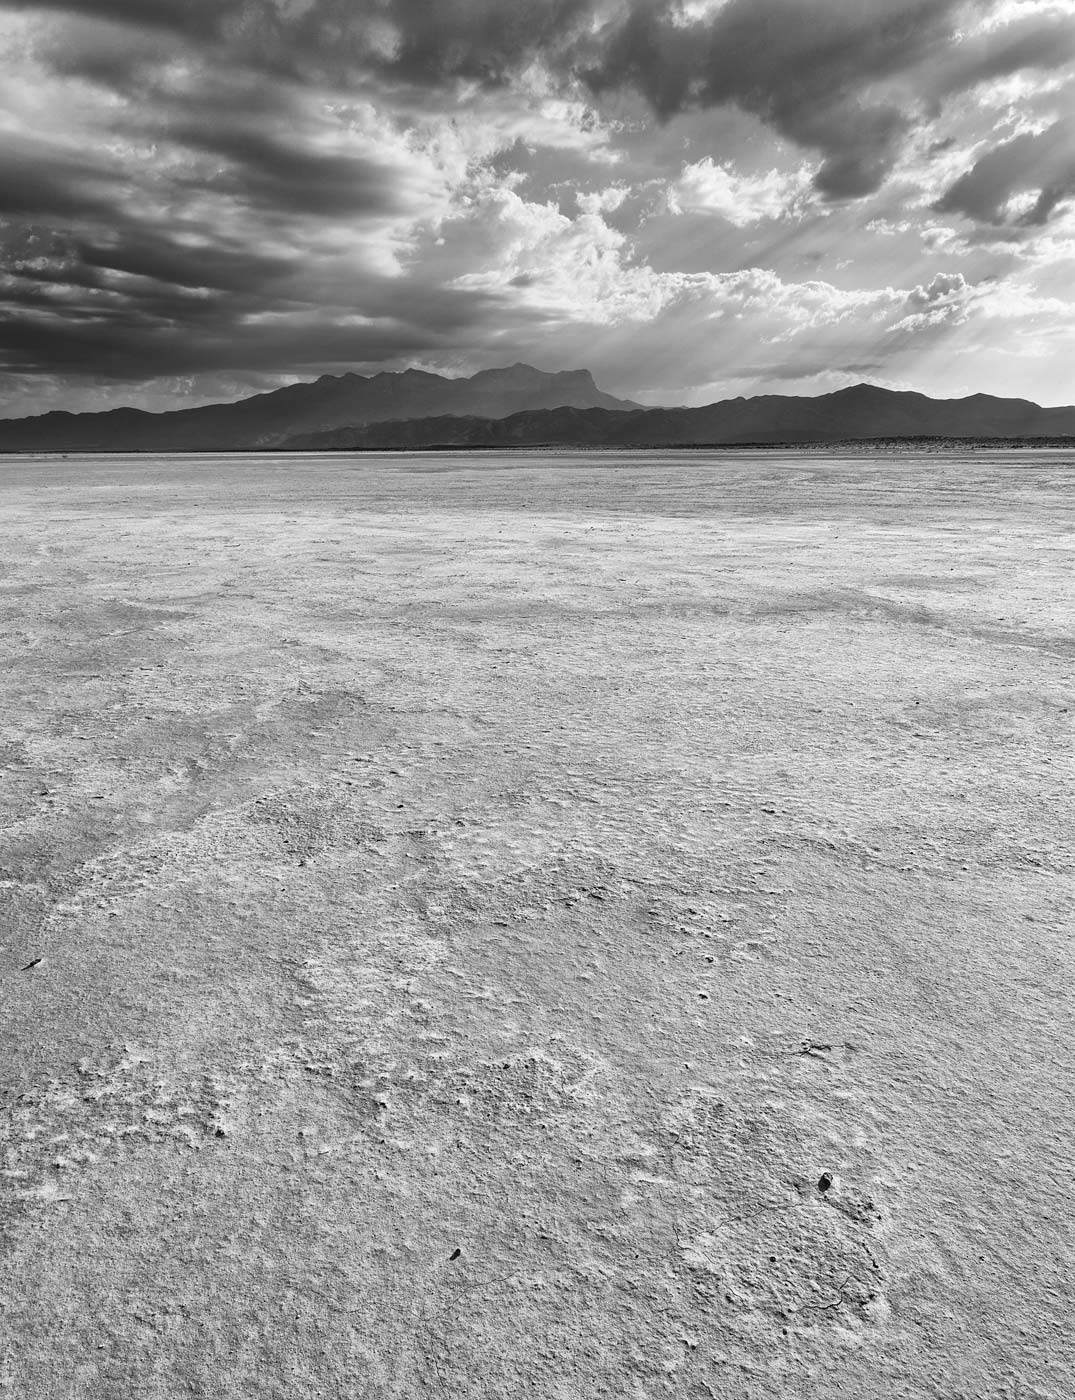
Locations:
1;447;1073;1399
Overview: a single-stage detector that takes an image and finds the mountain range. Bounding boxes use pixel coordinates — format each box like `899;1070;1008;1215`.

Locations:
2;366;1074;452
0;364;637;453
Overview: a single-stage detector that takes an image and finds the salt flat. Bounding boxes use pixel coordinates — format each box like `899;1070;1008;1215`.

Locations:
1;449;1073;1399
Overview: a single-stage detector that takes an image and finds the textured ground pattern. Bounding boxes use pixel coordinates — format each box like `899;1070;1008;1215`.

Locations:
1;449;1073;1398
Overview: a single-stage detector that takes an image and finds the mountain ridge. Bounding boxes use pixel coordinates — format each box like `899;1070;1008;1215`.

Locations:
283;385;1075;451
0;364;639;452
2;369;1074;452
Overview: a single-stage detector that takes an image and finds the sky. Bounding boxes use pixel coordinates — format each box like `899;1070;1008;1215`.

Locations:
1;0;1074;417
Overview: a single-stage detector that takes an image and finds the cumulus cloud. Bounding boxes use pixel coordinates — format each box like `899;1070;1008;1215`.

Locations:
889;269;974;330
0;0;1073;409
907;270;971;304
664;158;811;224
576;184;631;215
886;267;1072;344
440;187;665;322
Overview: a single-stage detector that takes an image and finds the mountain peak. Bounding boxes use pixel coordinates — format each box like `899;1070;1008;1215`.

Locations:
470;363;543;382
9;366;1062;454
0;361;638;450
831;382;900;399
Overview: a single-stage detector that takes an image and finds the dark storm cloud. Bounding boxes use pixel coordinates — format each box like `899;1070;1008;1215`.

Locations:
272;0;1068;204
37;1;460;107
297;0;598;87
0;0;221;40
0;248;263;341
1;219;296;305
78;235;294;294
7;0;599;88
8;261;104;293
580;0;979;198
9;0;1068;207
128;0;993;202
170;126;407;218
0;5;437;389
0;260;496;362
0;201;503;382
0;135;124;221
1;0;1073;402
937;117;1075;225
0;293;499;379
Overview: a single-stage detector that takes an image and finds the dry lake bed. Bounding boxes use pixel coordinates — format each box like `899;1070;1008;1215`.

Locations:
1;448;1073;1399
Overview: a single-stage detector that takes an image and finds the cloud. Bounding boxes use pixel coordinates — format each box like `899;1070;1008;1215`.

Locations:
0;131;127;221
76;233;294;294
889;269;974;330
0;0;1073;412
925;9;1075;97
575;184;631;216
15;0;1068;200
439;186;662;322
581;0;978;198
170;124;409;218
0;308;446;380
7;0;602;89
886;267;1071;341
478;263;910;404
936;115;1075;225
2;0;222;41
664;158;811;225
907;270;970;304
335;0;598;88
